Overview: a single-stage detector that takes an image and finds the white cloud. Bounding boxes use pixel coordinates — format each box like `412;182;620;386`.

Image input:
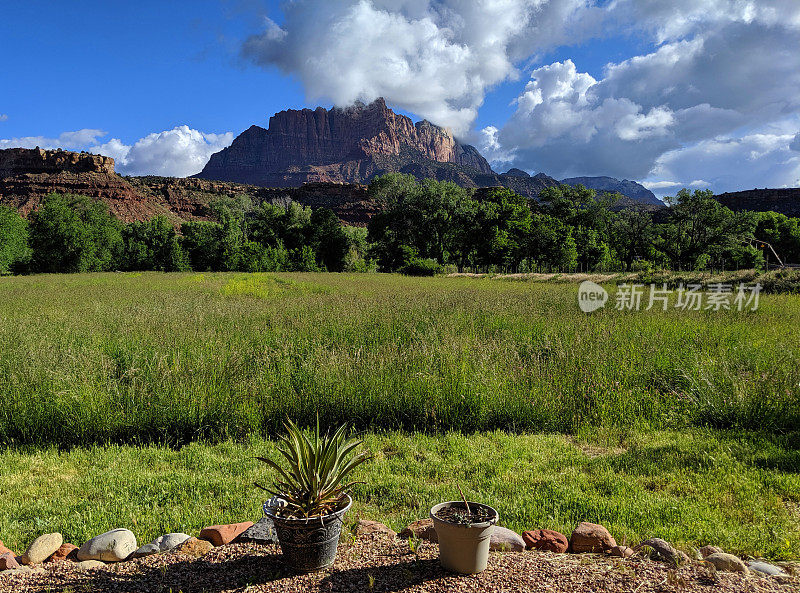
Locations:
482;5;800;189
0;129;107;150
0;114;8;122
642;180;682;191
108;126;235;177
241;0;592;134
646;130;800;195
791;132;800;152
0;126;233;178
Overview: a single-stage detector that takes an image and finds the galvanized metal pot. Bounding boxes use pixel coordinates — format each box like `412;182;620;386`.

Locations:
264;495;352;573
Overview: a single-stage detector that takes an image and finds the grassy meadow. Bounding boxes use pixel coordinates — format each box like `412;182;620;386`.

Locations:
0;272;799;558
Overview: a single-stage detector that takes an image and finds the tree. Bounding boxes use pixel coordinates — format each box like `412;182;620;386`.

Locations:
29;194;123;273
122;216;189;271
309;208;349;272
0;205;31;274
180;221;223;271
660;189;755;270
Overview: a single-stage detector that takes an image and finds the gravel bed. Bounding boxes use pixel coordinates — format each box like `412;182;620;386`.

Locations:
0;532;795;592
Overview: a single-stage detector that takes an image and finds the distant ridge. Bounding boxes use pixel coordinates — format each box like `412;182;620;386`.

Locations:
560;176;662;206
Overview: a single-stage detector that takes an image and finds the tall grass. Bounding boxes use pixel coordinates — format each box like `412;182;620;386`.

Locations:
0;272;798;446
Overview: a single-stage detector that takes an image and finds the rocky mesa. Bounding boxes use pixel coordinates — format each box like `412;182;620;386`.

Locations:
194;98;566;198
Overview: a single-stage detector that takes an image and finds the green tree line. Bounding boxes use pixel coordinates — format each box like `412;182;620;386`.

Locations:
2;177;800;275
0;193;369;275
366;173;800;273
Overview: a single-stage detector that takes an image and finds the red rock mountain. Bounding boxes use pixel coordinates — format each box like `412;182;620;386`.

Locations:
195;98;496;187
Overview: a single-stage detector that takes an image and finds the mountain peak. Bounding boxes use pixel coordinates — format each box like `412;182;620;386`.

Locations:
196;99;493;186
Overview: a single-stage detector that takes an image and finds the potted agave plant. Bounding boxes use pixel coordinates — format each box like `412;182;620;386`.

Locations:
257;418;370;572
430;487;498;574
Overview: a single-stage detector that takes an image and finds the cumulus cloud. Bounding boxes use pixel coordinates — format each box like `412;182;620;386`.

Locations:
0;126;233;177
791;132;800;152
646;131;800;194
481;2;800;189
107;127;234;177
241;0;592;134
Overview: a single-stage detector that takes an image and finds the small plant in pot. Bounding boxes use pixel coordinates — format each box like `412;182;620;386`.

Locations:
431;488;498;574
257;417;370;573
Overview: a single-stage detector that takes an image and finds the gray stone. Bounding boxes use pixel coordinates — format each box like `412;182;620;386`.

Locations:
748;561;787;577
235;517;277;545
21;532;63;565
132;533;192;558
490;526;526;552
705;552;749;574
77;529;137;562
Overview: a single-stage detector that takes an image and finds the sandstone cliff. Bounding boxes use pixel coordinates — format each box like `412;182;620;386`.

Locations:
0;148;166;222
195;98;494;187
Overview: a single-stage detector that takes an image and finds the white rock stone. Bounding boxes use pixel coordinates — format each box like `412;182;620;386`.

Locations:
133;533;192;558
77;529;137;562
748;561;787;576
490;526;526;552
21;532;63;565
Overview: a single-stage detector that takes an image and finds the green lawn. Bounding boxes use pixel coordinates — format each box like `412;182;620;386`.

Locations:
1;430;798;559
0;272;798;560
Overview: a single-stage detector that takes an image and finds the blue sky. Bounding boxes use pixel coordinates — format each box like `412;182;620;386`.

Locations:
2;1;799;196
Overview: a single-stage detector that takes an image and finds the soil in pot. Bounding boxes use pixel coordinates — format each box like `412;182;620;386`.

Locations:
435;502;496;525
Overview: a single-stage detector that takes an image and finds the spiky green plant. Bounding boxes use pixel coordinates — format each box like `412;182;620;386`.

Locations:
257;417;371;518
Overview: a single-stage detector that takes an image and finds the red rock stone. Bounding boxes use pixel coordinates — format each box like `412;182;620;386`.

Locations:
569;522;617;553
399;519;438;543
47;543;78;563
0;540;13;557
199;522;253;547
0;552;19;570
522;529;569;553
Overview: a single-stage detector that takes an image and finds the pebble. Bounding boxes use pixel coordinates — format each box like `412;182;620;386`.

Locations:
0;552;20;570
490;527;526;552
355;520;396;539
399;519;438;543
699;545;723;558
173;537;214;558
199;522;253;547
21;532;63;565
705;552;749;574
133;533;192;558
569;522;617;553
77;528;138;562
522;529;569;553
75;559;106;571
608;545;635;558
748;561;787;576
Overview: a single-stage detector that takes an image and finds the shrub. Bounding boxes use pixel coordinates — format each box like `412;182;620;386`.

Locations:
399;257;443;276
